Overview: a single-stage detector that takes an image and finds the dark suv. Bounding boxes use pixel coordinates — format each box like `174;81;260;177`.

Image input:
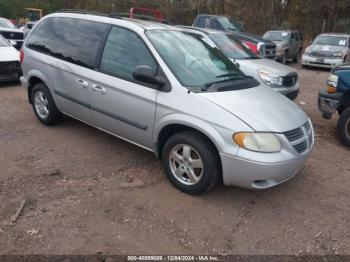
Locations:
263;30;304;64
318;64;350;146
193;14;276;59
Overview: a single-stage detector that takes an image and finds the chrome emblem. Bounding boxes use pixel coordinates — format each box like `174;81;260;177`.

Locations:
10;33;15;38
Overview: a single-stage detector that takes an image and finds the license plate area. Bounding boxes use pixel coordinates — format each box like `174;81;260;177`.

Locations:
316;58;325;63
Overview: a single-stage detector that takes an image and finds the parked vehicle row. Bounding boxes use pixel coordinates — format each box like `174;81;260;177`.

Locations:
20;11;314;194
178;26;299;100
193;14;277;60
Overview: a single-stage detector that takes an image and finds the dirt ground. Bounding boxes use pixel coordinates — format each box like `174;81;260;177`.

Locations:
0;64;349;256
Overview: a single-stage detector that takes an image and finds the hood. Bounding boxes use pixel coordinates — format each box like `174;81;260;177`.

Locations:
232;31;275;45
238;58;296;76
0;46;19;62
273;41;288;48
307;44;346;52
0;27;23;33
199;85;307;133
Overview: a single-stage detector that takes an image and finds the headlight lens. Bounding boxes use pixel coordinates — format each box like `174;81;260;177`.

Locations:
327;73;338;93
233;132;282;153
333;52;344;58
257;70;283;87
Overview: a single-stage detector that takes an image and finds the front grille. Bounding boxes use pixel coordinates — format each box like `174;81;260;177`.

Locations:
282;73;298;87
284;128;303;142
261;44;276;59
0;61;21;74
308;51;333;58
283;121;314;154
294;141;308;153
0;31;24;40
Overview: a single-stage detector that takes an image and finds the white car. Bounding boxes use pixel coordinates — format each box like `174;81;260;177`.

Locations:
0;35;21;82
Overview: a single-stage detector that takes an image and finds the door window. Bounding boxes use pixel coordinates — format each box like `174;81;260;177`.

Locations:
100;27;157;82
26;17;108;69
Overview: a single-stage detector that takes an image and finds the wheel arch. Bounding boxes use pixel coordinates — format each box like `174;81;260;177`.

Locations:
154;116;226;161
27;70;50;104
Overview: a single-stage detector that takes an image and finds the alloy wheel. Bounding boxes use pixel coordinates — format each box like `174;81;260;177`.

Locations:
169;144;204;186
34;90;50;119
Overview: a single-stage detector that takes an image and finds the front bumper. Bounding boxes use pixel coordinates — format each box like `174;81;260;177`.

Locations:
318;90;342;119
220;149;312;189
302;55;344;68
0;62;22;82
271;83;300;101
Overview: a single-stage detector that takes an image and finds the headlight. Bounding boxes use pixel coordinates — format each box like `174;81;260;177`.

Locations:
257;70;283;87
327;73;338;93
233;132;282;153
333;52;344;58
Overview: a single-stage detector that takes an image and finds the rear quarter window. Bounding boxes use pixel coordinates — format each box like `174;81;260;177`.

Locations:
26;17;109;69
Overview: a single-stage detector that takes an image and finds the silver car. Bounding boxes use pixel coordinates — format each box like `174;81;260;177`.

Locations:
302;33;350;68
20;11;314;194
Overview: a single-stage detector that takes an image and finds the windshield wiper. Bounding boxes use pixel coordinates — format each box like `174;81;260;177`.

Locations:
216;73;245;79
202;74;245;91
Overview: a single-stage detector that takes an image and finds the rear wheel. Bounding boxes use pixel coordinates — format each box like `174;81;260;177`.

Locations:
161;131;220;194
31;83;62;125
337;107;350;147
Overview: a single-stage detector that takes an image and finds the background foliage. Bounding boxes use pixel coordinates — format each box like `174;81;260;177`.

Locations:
1;0;350;39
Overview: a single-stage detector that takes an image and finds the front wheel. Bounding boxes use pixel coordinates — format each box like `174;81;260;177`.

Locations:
161;131;220;194
31;83;62;125
281;52;287;64
337;107;350;147
293;50;301;63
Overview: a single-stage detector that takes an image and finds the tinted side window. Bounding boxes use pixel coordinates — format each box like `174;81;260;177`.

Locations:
291;33;296;41
299;33;303;41
26;17;108;69
100;27;157;82
197;17;206;28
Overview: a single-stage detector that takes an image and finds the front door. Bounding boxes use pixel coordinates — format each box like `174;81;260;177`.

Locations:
90;26;159;149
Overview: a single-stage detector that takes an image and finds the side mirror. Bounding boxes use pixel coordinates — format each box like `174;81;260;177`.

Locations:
133;65;165;88
9;40;17;46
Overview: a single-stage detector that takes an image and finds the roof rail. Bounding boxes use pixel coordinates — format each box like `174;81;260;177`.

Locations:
56;9;122;19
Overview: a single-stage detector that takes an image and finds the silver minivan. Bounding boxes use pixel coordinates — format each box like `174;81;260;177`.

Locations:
20;11;314;194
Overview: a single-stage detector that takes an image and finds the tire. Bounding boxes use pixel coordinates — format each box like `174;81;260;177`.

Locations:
337;107;350;147
161;131;220;194
31;83;62;125
293;50;301;63
281;51;287;64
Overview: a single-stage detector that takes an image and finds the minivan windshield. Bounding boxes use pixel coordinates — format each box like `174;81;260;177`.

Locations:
0;18;15;28
263;31;291;42
313;35;348;47
210;33;259;60
146;30;257;92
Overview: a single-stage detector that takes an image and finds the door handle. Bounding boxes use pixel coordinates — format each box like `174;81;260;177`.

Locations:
92;84;106;94
77;79;89;89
